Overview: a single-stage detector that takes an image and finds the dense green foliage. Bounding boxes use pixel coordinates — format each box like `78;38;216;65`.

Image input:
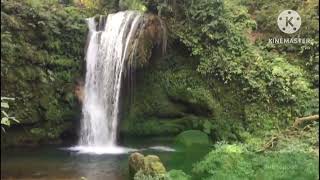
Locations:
1;0;88;144
170;0;317;109
1;0;318;173
121;0;318;144
191;142;318;180
121;1;319;178
1;0;318;179
245;0;319;86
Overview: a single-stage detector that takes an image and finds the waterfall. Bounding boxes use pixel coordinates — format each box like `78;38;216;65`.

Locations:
79;11;144;148
68;10;166;154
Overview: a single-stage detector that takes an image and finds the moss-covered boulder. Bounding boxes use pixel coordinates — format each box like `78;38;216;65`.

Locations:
129;152;166;179
144;155;166;175
175;130;210;147
129;152;146;178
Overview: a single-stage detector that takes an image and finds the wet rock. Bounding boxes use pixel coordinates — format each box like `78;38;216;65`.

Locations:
144;155;166;175
74;78;84;103
129;152;145;178
128;152;166;179
125;13;167;71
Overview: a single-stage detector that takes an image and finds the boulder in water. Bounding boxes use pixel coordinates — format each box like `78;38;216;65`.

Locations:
128;152;166;179
129;152;145;178
144;155;166;175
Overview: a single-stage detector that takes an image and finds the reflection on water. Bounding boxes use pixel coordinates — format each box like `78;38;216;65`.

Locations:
1;146;128;180
1;137;211;180
73;154;127;180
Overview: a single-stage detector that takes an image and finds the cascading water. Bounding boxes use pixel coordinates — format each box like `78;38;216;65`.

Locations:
73;11;145;154
69;10;167;154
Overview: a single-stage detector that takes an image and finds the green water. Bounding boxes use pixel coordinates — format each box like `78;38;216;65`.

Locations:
1;137;210;180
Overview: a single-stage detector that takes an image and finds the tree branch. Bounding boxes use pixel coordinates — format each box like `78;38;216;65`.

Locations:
293;115;319;128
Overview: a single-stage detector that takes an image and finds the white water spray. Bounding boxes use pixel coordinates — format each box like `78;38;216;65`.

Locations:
75;11;144;153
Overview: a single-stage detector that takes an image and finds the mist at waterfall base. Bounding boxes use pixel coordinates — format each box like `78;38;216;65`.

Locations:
68;11;169;155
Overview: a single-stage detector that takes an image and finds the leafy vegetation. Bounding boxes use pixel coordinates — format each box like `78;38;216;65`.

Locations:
1;0;318;179
123;0;319;178
169;0;315;108
1;0;87;144
1;97;19;131
244;0;319;86
121;0;318;144
191;142;319;180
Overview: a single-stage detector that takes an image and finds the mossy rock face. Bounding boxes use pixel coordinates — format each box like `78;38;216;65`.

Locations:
121;50;245;140
125;13;166;72
175;130;210;147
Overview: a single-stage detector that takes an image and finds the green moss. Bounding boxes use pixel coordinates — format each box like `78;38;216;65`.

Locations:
121;118;187;136
175;130;210;147
121;53;246;141
244;103;291;136
164;68;223;117
167;170;191;180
